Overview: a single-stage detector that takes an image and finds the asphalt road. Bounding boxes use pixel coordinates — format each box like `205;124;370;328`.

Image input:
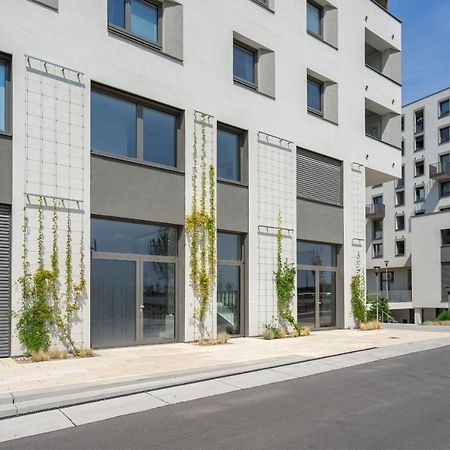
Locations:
2;346;450;450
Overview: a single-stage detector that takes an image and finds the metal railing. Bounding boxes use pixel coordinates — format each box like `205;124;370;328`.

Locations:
395;179;404;190
369;290;412;303
366;203;386;219
380;310;398;324
430;162;450;179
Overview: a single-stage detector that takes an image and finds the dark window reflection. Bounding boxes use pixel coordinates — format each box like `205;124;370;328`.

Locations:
307;78;322;113
218;128;240;181
233;44;255;85
297;241;336;267
217;265;240;335
297;270;316;328
108;0;125;28
91;218;177;256
91;91;137;158
218;232;242;261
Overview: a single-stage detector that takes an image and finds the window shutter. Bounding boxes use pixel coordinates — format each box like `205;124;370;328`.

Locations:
296;148;343;206
0;205;11;358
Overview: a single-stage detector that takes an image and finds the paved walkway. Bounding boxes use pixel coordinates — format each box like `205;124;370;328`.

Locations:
1;327;450;396
1;335;450;444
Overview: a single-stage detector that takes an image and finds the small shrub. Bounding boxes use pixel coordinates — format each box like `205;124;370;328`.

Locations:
77;348;93;358
262;328;275;340
437;310;450;322
425;320;450;326
217;332;229;345
279;327;288;339
300;327;311;337
367;297;391;322
49;348;69;360
360;320;381;331
31;351;50;362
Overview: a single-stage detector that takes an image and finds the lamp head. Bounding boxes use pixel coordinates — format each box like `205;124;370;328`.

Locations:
374;266;381;276
384;260;389;268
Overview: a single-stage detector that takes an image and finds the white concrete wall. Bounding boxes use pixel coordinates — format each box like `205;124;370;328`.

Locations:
0;0;402;351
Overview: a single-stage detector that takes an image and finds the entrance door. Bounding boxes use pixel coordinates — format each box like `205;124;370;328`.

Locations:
318;271;336;328
91;259;137;348
142;261;176;343
297;270;316;329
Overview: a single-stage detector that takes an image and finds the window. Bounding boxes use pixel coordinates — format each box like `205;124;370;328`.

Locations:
415;135;424;151
415;160;424;177
396;240;405;256
233;43;256;87
307;77;322;114
441;181;450;198
373;195;383;205
415;109;424;134
373;220;383;240
401;139;405;156
442;229;450;246
217;232;243;335
217;126;242;182
401;115;404;131
91;218;178;256
415;186;425;203
91;87;179;168
395;190;404;207
439;99;449;118
440;153;450;169
108;0;160;45
395;215;405;231
440;126;450;144
373;243;383;258
0;58;9;133
297;241;337;267
307;1;322;37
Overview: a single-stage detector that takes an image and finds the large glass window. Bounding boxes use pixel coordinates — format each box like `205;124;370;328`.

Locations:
143;107;176;166
440;100;449;118
91;218;177;256
440;126;450;144
217;232;243;335
0;62;5;132
233;43;256;86
91;88;179;168
415;186;425;203
297;241;336;267
442;229;450;246
91;91;137;158
373;220;383;240
108;0;160;45
217;128;241;182
307;77;322;113
307;1;322;36
441;182;450;198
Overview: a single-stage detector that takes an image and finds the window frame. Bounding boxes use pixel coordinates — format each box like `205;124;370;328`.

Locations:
373;242;383;259
415;185;425;203
306;0;324;39
414;108;424;135
108;0;163;50
439;99;450;119
395;240;405;257
307;76;323;116
0;53;11;135
233;41;258;89
439;125;450;145
395;214;405;231
440;181;450;199
373;219;383;241
90;83;183;171
217;122;248;185
414;159;425;178
415;135;424;152
395;190;405;207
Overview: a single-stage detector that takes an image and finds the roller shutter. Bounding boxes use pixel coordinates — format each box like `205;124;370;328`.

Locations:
0;205;11;358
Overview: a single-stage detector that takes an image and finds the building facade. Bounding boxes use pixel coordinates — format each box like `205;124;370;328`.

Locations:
366;87;450;323
0;0;401;357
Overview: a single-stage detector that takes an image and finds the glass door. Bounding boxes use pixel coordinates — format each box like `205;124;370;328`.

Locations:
297;270;316;329
142;261;176;343
91;259;137;348
318;271;336;328
217;265;240;334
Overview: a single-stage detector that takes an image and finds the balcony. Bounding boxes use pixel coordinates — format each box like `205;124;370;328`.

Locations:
430;162;450;181
369;290;412;303
395;178;404;190
366;203;386;219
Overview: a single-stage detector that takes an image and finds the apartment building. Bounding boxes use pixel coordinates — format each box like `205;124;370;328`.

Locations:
0;0;401;357
366;87;450;323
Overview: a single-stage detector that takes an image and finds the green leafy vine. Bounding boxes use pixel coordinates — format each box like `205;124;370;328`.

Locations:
185;114;217;338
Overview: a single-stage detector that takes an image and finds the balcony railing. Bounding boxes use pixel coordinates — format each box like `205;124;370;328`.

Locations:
430;162;450;181
366;203;386;220
369;290;412;303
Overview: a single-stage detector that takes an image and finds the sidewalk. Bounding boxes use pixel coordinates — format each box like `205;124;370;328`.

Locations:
1;327;450;419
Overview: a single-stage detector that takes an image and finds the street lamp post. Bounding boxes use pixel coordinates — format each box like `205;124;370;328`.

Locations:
374;266;381;322
384;260;389;302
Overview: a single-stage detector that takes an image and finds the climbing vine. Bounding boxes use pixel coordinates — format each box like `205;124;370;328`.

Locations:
351;253;367;324
16;197;86;356
275;213;301;335
185;114;217;338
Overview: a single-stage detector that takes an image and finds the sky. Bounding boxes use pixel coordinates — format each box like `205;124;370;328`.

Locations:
389;0;450;106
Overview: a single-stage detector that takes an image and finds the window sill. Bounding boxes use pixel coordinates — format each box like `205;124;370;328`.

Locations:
217;178;249;189
439;140;450;146
249;0;275;13
233;80;275;100
365;133;402;151
108;26;183;64
365;64;401;87
0;130;12;139
439;112;449;119
91;151;185;176
307;31;338;51
307;109;338;126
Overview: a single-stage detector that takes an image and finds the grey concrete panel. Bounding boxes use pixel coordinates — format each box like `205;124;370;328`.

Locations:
220;369;295;389
0;135;12;205
90;155;185;225
297;198;343;244
29;0;58;10
163;2;183;61
441;246;450;263
217;182;249;233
